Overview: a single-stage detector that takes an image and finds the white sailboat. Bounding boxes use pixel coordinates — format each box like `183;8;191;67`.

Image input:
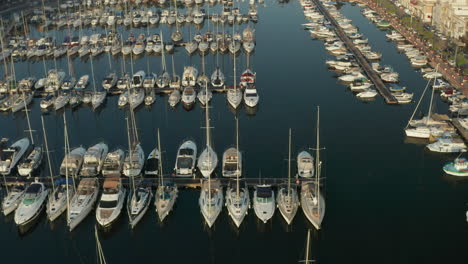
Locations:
277;129;299;225
197;84;218;178
123;114;144;178
199;178;223;228
227;54;242;109
18;97;43;177
68;177;99;231
155;129;178;222
301;106;325;230
225;117;249;227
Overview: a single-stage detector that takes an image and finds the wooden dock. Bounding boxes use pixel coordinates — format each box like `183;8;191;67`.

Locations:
312;0;398;104
450;118;468;142
1;176;310;189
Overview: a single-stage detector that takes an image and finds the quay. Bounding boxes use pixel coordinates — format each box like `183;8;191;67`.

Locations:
362;0;466;92
312;0;398;104
1;176;305;189
450;119;468;142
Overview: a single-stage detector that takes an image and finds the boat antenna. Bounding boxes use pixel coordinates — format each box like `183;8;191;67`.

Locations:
236;116;240;199
315;106;321;221
41;115;55;192
158;128;164;191
288;128;292;199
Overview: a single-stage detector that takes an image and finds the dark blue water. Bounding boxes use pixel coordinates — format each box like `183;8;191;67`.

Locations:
0;1;467;263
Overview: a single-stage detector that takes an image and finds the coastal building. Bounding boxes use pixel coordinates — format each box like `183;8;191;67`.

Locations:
397;0;436;23
431;0;468;42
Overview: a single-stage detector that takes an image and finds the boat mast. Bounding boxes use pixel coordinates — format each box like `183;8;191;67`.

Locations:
126;117;135;192
315;106;320;217
206;82;211;215
236;116;240;199
160;30;166;72
23;93;34;145
405;77;432;129
427;65;439;123
90;50;97;95
41;115;55;192
288;128;291;198
63;113;71;225
0;19;9;77
305;229;311;264
157;128;163;188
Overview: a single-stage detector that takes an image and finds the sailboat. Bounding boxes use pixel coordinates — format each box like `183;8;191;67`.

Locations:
227;53;242;109
14;179;49;226
17;96;43;177
156;31;170;89
90;55;106;110
301;106;325;230
197;83;218;178
155;129;178;222
123;113;145;177
225;117;249;227
277;129;299;225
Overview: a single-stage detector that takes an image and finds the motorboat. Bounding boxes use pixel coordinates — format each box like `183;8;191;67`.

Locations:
297;151;314;178
117;74;130;90
14;180;49;226
80;142;109;177
199;179;223;228
61;77;76;91
96;177;126;228
17;146;43;177
69;92;83;109
127;180;152;228
102;149;125;177
75;75;90;90
356;89;378;99
40;95;55;110
60;147;86;176
131;71;146;89
46;178;75;221
443;157;468;177
0;138;30;175
2;182;26;215
174;140;197;177
145;148;160;176
143;73;156;89
240;69;256;88
222;147;241;178
102;73;117;90
145;88;156;106
123;143;145;177
427;135;467;153
182;66;198;87
182;87;196;107
253;184;275;223
68;177;99;231
243;84;259;107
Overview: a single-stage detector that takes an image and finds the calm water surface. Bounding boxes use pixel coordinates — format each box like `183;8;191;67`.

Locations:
0;1;467;263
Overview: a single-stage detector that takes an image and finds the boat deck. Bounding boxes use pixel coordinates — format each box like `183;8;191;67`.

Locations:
312;0;398;104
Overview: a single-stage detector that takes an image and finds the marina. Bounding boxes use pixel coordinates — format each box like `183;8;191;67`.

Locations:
0;1;467;264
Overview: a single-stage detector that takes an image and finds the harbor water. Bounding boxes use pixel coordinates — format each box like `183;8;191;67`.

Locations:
0;1;467;263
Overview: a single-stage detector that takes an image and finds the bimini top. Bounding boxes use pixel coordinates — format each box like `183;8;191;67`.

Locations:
54;178;74;186
103;177;120;189
257;186;272;198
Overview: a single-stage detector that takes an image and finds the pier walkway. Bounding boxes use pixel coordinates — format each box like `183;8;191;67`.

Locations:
1;176;310;189
312;0;398;104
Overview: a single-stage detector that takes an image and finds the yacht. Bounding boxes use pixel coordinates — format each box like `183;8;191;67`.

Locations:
156;71;170;88
129;88;145;110
118;91;129;107
443;157;468;177
47;178;75;221
131;71;146;89
102;73;117;90
11;93;33;113
222;148;242;178
96;177;126;228
240;69;256;88
297;151;314;178
145;88;156;106
76;75;90;90
17;146;43;177
198;88;218;178
174;140;197;177
61;77;76;91
60;147;86;176
182;66;198;87
197;86;212;106
102;149;125;177
91;91;107;110
211;67;225;88
199;179;223;228
227;87;242;109
277;129;299;225
0;138;30;175
427;136;467;153
123;143;145;177
182;87;196;107
243;84;259;107
117;74;130;90
68;177;99;231
253;184;275;223
54;93;70;111
185;41;198;55
45;69;66;92
127;180;152;228
168;89;181;107
143;73;156;89
14;180;49;226
145;148;160;176
2;182;26;215
80;142;109;177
